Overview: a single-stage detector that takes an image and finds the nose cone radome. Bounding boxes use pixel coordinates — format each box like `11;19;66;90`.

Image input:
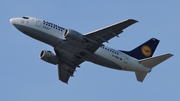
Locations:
10;18;20;25
10;18;24;32
10;18;15;24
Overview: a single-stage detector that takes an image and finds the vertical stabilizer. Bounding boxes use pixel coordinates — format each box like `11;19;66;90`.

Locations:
121;38;159;60
135;71;148;82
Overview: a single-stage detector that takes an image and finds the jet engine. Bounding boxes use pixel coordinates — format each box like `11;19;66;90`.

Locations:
64;29;84;43
40;50;59;65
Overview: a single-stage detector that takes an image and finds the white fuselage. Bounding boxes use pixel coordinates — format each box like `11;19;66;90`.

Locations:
10;17;151;72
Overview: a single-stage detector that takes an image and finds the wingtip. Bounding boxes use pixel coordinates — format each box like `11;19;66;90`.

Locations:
64;81;68;84
128;19;138;23
169;53;174;57
164;53;174;57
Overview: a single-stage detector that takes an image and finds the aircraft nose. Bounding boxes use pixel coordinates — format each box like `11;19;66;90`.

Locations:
10;18;15;24
10;18;13;24
10;18;20;25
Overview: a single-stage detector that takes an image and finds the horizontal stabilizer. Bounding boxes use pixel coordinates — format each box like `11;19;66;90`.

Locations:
139;53;173;68
135;71;148;82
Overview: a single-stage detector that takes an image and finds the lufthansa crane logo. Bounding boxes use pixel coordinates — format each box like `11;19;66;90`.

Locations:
141;45;152;57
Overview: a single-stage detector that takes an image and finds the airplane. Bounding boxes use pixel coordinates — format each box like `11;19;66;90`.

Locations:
10;16;173;84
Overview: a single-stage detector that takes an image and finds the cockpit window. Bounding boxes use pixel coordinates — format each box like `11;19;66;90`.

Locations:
22;17;29;19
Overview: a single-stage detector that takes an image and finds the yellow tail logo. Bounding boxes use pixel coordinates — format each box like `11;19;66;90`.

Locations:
141;45;152;57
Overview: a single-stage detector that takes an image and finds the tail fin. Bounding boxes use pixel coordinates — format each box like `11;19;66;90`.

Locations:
135;53;173;82
121;38;159;60
135;71;148;82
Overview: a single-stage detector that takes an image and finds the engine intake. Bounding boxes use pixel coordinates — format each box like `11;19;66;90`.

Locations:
64;29;84;43
40;50;59;65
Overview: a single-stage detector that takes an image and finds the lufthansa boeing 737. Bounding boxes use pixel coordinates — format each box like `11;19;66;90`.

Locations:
10;16;173;84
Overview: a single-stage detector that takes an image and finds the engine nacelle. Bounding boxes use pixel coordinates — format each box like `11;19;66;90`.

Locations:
40;50;59;65
64;29;84;43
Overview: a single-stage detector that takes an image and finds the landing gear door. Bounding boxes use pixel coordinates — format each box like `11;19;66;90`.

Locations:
36;19;41;27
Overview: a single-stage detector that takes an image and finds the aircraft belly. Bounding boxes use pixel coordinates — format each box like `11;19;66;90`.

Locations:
88;54;122;70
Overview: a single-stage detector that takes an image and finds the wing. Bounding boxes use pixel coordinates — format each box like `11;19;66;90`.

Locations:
55;49;84;84
85;19;137;43
84;19;137;52
58;60;83;84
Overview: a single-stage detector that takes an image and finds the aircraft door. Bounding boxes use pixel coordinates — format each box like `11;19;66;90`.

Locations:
36;19;41;27
123;54;128;64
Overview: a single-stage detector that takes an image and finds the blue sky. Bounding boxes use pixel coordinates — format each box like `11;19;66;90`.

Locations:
1;1;179;100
